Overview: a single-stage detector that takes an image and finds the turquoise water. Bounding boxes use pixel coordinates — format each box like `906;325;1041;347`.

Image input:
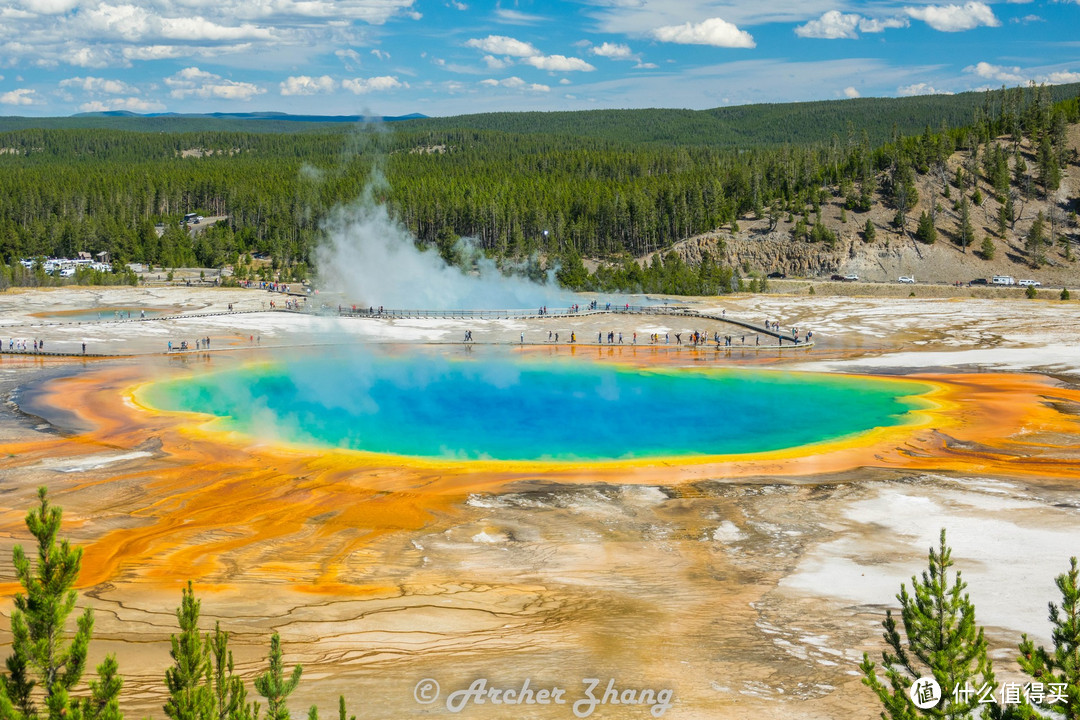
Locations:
36;307;170;322
141;354;931;461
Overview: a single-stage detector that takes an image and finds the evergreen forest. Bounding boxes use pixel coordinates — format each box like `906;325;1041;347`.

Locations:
0;83;1077;293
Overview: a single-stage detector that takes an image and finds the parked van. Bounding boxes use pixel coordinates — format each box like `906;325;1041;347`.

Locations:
992;275;1015;285
1017;279;1041;287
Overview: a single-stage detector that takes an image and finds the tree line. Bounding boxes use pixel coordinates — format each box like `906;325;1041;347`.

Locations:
0;84;1076;293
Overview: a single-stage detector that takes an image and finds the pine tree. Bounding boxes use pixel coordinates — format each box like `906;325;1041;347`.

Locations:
1017;557;1080;719
1014;152;1031;199
915;211;937;244
894;209;909;236
864;219;877;242
980;237;996;261
208;622;256;720
164;582;214;720
1027;212;1047;267
861;529;1009;720
1;487;101;720
958;197;975;253
0;489;123;720
1037;136;1061;195
253;634;301;720
75;655;124;720
337;696;353;720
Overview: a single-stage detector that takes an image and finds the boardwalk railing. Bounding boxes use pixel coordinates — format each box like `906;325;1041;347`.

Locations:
333;304;694;320
0;303;812;357
333;304;811;346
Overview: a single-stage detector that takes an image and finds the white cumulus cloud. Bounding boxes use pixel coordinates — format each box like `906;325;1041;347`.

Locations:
652;17;755;48
159;17;275;42
280;75;336;95
481;76;549;92
796;11;909;39
165;66;264;100
591;42;634;60
342;75;403;93
860;17;910;32
78;96;165;112
66;45;122;68
59;75;136;94
964;61;1080;86
965;61;1025;83
464;34;538;57
18;0;81;15
843;86;860;98
1046;70;1080;84
0;88;42;105
522;54;595;72
897;82;954;95
796;11;861;38
905;2;999;32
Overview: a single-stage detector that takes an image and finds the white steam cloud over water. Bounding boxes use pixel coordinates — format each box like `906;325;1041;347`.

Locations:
314;192;572;310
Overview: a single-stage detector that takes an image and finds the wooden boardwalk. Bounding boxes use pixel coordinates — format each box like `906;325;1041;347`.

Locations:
335;304;813;347
0;303;813;358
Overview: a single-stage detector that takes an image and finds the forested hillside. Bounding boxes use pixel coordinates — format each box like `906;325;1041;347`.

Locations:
400;83;1080;147
0;83;1077;293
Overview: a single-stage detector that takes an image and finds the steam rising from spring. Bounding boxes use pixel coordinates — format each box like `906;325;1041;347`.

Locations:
314;176;571;310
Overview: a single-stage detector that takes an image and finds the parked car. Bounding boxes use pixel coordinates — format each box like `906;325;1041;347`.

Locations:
844;274;859;281
767;271;786;279
969;278;988;285
898;276;915;284
830;274;845;281
1017;279;1041;287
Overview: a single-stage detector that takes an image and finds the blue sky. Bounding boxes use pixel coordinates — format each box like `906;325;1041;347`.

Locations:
0;0;1078;117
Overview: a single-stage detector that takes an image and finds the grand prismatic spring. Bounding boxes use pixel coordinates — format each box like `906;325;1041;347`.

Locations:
137;352;934;461
2;286;1080;720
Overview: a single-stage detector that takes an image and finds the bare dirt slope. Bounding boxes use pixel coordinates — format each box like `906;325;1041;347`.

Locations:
656;124;1080;287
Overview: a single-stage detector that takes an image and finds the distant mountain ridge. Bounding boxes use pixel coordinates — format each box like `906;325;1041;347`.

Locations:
399;84;1080;147
72;110;427;123
2;83;1078;146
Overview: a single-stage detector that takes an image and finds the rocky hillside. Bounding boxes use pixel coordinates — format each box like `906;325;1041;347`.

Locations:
656;124;1080;286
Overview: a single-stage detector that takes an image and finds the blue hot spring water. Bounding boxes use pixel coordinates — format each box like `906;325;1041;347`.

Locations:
140;353;931;461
